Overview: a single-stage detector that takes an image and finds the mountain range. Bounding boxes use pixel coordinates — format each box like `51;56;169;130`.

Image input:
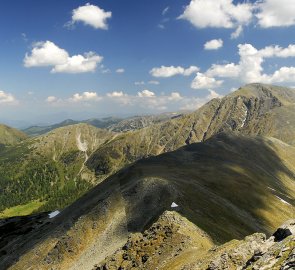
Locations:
0;83;294;269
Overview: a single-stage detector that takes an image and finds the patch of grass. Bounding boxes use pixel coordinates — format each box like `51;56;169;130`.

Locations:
0;200;45;218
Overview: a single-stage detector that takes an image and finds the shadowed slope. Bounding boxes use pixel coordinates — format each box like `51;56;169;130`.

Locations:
1;133;294;270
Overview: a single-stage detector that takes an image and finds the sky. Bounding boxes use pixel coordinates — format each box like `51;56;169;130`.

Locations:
0;0;295;127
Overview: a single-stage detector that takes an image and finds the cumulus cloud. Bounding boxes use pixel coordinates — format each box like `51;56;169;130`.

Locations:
168;92;183;101
150;65;199;77
24;41;103;74
52;52;103;74
204;39;223;50
24;41;69;67
70;3;112;30
206;63;240;78
191;72;223;89
179;0;253;38
137;89;156;97
0;90;17;104
46;96;57;103
107;91;126;97
116;68;125;73
69;92;101;102
198;43;295;86
256;0;295;28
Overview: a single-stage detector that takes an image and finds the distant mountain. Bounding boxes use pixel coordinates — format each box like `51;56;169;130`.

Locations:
22;117;121;136
0;83;294;218
23;113;183;136
0;124;28;146
1;132;294;269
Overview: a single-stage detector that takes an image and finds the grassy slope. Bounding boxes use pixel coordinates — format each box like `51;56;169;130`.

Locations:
0;200;45;218
0;124;115;215
2;133;294;270
0;124;28;145
1;83;295;218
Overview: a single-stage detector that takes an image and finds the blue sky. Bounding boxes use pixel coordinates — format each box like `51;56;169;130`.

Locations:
0;0;295;127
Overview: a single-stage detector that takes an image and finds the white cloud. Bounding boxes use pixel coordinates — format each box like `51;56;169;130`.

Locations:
0;90;17;104
102;68;111;74
46;96;57;103
206;63;240;78
168;92;183;101
199;43;295;86
134;81;145;85
162;6;169;16
179;0;253;38
204;39;223;50
256;0;295;28
137;89;156;97
231;25;243;39
69;92;101;102
116;68;125;73
148;80;160;85
24;41;69;67
70;3;112;30
150;65;199;77
183;66;200;76
52;52;103;74
207;89;222;99
180;90;222;110
191;72;223;89
24;41;103;74
107;91;126;97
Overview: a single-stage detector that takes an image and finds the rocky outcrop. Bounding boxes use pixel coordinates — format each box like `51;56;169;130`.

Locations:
94;216;295;270
94;211;213;270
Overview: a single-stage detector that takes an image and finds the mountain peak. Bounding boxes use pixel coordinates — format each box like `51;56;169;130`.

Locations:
230;83;295;105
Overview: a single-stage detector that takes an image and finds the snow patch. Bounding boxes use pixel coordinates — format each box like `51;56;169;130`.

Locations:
48;210;60;219
240;108;248;128
76;132;88;152
275;195;291;206
171;202;179;208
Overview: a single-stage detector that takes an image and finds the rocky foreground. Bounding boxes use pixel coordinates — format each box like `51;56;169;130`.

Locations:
95;211;295;270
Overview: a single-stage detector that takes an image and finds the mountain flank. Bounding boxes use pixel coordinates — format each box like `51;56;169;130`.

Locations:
0;132;294;269
0;83;295;219
0;124;27;146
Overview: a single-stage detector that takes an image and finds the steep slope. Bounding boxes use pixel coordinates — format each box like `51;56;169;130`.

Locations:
1;83;294;217
87;83;295;178
0;124;28;146
1;133;294;270
107;112;183;132
0;124;115;216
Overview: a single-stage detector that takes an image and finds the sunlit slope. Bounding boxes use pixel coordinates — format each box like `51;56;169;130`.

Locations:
0;124;115;216
2;133;294;270
87;83;295;177
1;83;294;217
0;124;28;146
